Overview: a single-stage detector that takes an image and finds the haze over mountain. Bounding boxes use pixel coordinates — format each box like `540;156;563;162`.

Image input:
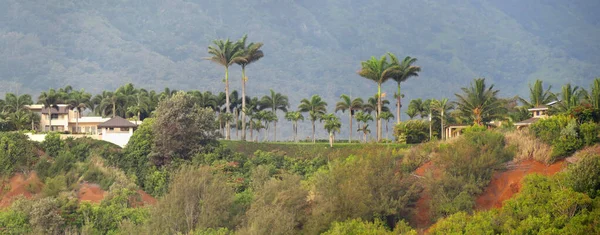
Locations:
1;0;599;118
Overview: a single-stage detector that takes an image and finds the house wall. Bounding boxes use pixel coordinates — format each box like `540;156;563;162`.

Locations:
102;133;132;147
41;113;70;131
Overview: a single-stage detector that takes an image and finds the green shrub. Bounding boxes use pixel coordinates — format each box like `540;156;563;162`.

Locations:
0;132;37;176
567;151;600;198
394;120;429;144
552;119;584;159
41;132;64;158
143;167;169;197
530;115;571;144
42;175;67;197
322;219;398;235
580;122;599;146
48;151;76;177
0;209;31;234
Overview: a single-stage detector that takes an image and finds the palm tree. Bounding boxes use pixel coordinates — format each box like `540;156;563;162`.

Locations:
335;95;364;143
235;35;264;141
3;93;33;113
67;89;92;133
159;87;177;101
388;54;421;124
555;84;583;113
259;89;289;141
519;79;556;108
298;95;328;143
38;89;64;131
355;111;374;142
455;78;507;125
379;111;394;140
207;38;245;140
406;107;419;119
229;90;242;139
423;99;434;140
431;98;453;140
408;99;427;119
94;91;126;117
256;110;276;142
244;97;261;141
285;111;304;142
358;55;399;141
322;113;342;147
127;91;151;124
583;78;600;109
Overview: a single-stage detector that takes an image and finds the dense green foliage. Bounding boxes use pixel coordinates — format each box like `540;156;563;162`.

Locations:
529;114;597;159
394;120;430;144
0;132;37;176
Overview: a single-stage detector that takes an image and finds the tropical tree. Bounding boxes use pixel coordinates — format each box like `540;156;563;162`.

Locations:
555;84;583;113
406;107;419;119
235;35;264;141
243;97;261;142
38;89;64;131
259;89;289;141
322;113;342;147
354;111;374;142
583;78;600;109
298;95;328;143
335;95;363;143
423;99;434;140
431;98;454;140
357;55;400;141
93;91;126;117
388;54;421;124
207;38;245;140
127;91;151;124
255;110;277;142
159;87;178;101
379;111;394;140
285;111;304;142
455;78;507;125
3;93;33;113
66;89;92;132
408;99;427;119
229;90;242;139
519;79;556;108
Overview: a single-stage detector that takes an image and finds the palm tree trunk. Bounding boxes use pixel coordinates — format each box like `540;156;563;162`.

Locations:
241;66;247;141
348;113;352;143
329;132;333;148
274;121;277;142
441;111;444;140
429;113;432;141
76;110;79;133
386;120;389;139
48;108;52;131
225;68;231;140
137;111;140;125
377;84;382;142
250;120;254;142
264;123;269;142
235;109;239;140
112;101;116;118
397;83;401;124
312;120;316;143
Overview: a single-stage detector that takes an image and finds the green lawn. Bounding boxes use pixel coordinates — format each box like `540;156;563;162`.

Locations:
220;140;411;159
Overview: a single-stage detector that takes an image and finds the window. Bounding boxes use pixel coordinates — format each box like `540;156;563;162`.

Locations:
51;114;59;119
120;128;129;131
109;128;114;131
536;111;540;116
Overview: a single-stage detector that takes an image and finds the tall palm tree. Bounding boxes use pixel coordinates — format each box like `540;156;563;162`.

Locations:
379;111;394;140
423;99;434;140
159;87;177;101
583;78;600;109
455;78;507;125
335;95;363;143
322;113;342;147
67;89;92;132
388;54;421;124
127;91;151;124
298;95;328;143
555;84;583;113
229;90;242;139
358;55;400;141
207;38;245;140
244;97;261;141
259;89;289;142
431;98;453;140
408;99;427;119
285;111;304;142
519;79;556;108
235;35;264;141
93;91;126;117
38;89;64;131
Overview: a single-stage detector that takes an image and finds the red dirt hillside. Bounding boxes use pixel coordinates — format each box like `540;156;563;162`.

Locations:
0;172;43;207
475;159;565;210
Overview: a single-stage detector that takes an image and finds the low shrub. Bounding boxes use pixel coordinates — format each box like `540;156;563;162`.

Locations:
41;132;64;158
504;130;553;164
580;122;599;146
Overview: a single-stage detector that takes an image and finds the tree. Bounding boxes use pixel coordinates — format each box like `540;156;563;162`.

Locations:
431;98;453;140
583;78;600;109
298;95;328;143
555;83;583;113
66;89;92;132
406;107;418;120
519;79;556;108
93;91;126;117
207;38;244;140
455;78;507;125
423;99;434;140
188;90;218;110
322;113;342;147
38;89;65;131
285;111;304;142
255;110;277;142
152;92;219;166
388;54;421;124
3;93;33;113
408;99;426;119
335;95;363;143
358;55;399;141
243;97;261;141
355;111;374;142
259;89;289;141
235;35;264;141
127;90;152;124
379;111;394;140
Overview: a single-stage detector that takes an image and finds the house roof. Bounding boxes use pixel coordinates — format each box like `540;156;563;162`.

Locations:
514;117;541;126
98;116;137;128
41;105;70;114
528;105;548;111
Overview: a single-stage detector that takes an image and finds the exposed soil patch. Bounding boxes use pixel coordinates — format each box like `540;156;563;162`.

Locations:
0;172;43;207
475;159;565;210
135;189;157;206
78;183;107;203
411;161;436;230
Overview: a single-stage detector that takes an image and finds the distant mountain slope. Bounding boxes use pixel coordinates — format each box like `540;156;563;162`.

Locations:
1;0;598;121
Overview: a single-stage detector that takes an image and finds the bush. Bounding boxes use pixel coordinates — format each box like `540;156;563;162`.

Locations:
0;132;37;176
530;115;571;144
505;130;553;164
42;175;67;197
41;132;64;158
48;151;76;177
552;119;584;159
322;218;417;235
580;122;599;146
394;120;429;144
567;149;600;198
0;209;31;234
